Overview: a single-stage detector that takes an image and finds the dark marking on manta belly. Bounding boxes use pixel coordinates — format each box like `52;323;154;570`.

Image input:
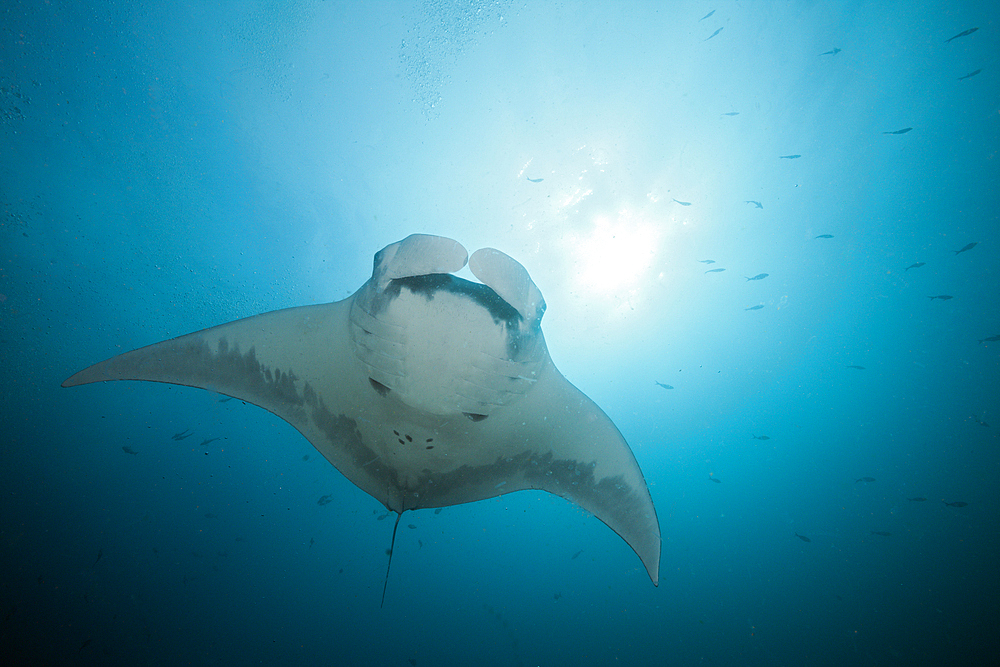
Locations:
384;274;522;327
303;378;644;519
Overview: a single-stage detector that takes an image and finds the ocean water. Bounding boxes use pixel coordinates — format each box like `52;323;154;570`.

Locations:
2;1;997;665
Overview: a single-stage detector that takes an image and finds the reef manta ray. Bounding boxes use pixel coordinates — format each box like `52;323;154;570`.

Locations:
63;234;661;591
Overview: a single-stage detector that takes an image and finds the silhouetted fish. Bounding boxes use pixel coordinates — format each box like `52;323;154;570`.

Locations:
927;295;953;300
957;69;981;81
882;128;912;135
752;435;770;440
954;242;977;255
699;9;715;21
815;234;834;239
655;381;674;390
745;200;763;208
722;112;739;116
705;268;726;273
408;524;417;529
704;27;723;41
846;365;865;370
978;334;1000;344
317;494;333;506
710;477;721;483
779;154;801;159
527;177;544;183
171;429;193;441
745;305;764;311
121;445;137;455
92;549;103;567
870;531;891;537
907;497;927;502
699;259;716;264
855;477;875;483
673;198;692;206
904;262;925;271
945;27;978;43
794;533;811;543
745;273;769;281
571;549;583;559
819;48;841;56
971;415;990;427
198;437;221;447
943;501;968;507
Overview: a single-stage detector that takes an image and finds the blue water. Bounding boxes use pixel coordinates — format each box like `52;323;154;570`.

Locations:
2;2;997;665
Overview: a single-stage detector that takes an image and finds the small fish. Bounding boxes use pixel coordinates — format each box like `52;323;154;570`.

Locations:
710;477;721;483
655;381;674;390
907;497;927;502
553;592;562;600
317;494;333;506
418;539;423;548
704;27;723;41
927;295;953;300
870;531;892;537
198;437;221;447
745;200;763;209
943;501;968;507
699;259;716;264
957;69;981;81
407;524;417;529
752;435;770;441
722;112;740;116
79;639;93;651
745;305;764;311
779;154;801;159
745;273;769;281
794;533;811;543
673;198;692;206
846;365;865;370
815;234;834;239
978;334;1000;344
945;27;978;43
571;549;583;560
855;477;875;483
819;48;841;56
882;128;912;135
954;242;977;255
171;429;193;441
92;549;103;567
527;177;544;183
972;415;990;428
309;537;315;548
433;508;442;515
121;445;137;455
904;262;925;271
217;396;233;402
705;268;726;273
699;9;715;21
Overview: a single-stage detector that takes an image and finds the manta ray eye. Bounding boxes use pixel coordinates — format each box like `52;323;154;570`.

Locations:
369;378;390;396
463;412;488;422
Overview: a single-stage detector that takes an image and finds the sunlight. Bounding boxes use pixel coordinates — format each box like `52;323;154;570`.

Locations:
569;207;662;296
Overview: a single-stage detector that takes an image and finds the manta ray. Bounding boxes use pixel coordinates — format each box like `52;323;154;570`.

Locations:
63;234;661;595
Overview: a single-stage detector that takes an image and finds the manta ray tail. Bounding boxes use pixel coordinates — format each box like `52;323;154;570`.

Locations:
381;512;402;608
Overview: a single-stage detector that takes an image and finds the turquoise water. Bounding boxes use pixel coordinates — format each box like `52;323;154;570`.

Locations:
2;2;997;665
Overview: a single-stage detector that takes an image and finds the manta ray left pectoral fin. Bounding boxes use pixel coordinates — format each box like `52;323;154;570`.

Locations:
498;362;662;585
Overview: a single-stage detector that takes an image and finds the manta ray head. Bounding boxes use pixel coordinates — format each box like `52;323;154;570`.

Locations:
350;273;547;420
